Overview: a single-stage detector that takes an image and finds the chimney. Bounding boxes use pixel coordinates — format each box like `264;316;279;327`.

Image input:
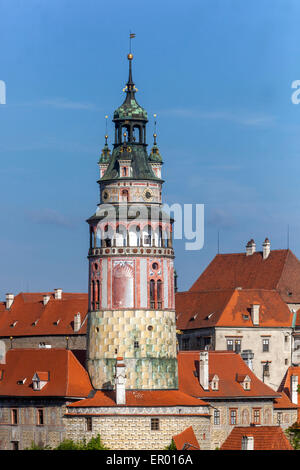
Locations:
43;295;51;306
114;357;126;405
73;312;81;333
291;374;298;405
251;304;260;326
246;239;256;256
199;351;209;391
262;238;271;260
241;350;254;371
5;293;14;310
242;436;254;450
54;288;62;300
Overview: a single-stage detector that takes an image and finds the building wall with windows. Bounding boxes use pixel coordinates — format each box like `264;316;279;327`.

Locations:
214;327;293;390
0;399;67;450
64;410;211;450
208;400;275;449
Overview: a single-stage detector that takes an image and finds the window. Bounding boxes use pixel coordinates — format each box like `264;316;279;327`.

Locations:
204;337;211;349
12;441;19;450
150;279;155;309
157;280;162;309
214;409;220;425
277;412;282;425
37;409;44;426
134;341;139;349
253;409;261;424
86;417;92;432
196;337;201;348
11;409;18;425
182;338;190;351
227;339;233;351
230;409;237;425
234;340;241;353
151;418;159;430
262;338;269;352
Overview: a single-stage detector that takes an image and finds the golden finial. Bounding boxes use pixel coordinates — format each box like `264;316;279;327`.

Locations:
127;53;133;60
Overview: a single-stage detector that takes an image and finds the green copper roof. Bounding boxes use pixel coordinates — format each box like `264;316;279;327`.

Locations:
98;142;111;164
100;144;161;182
149;143;163;163
113;98;148;121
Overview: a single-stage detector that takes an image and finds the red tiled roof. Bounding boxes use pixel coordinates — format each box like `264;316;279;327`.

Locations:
172;426;200;450
0;292;88;337
0;348;92;397
189;249;300;303
67;389;209;408
176;288;292;330
178;351;280;399
274;392;297;410
220;426;293;450
278;366;300;420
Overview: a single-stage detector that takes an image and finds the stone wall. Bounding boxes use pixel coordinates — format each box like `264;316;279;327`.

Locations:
0;399;67;450
209;400;274;449
87;309;178;390
64;413;211;450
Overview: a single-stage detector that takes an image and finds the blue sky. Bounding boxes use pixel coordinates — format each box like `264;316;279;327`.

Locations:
1;0;300;297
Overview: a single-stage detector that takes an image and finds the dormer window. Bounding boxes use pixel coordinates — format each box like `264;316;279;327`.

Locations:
10;321;17;328
210;374;219;391
32;372;49;391
53;319;60;325
242;436;254;450
236;374;251;391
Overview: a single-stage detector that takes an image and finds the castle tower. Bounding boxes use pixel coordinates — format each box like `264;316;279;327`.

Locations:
86;52;177;390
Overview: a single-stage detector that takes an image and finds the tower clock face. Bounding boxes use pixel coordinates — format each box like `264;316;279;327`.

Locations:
143;188;154;202
102;189;109;201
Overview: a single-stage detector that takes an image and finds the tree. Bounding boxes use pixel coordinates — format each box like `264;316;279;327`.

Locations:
285;422;300;450
165;439;177;450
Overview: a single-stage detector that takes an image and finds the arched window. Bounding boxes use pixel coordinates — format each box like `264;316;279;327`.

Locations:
103;224;113;247
129;225;140;246
157;279;162;309
123;167;127;177
150;280;155;309
91;281;95;310
96;280;100;309
115;225;127;247
121;189;129;202
143;225;152;246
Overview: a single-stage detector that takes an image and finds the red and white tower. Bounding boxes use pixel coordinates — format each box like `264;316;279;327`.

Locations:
86;53;177;390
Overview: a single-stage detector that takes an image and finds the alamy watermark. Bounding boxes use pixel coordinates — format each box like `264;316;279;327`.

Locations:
0;80;6;104
94;202;205;251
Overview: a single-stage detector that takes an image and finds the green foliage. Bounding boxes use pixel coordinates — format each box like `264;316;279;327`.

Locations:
165;439;177;450
24;441;52;450
54;434;108;450
285;422;300;450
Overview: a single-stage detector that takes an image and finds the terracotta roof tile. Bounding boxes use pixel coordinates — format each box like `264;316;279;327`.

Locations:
189;249;300;303
176;288;292;330
178;351;280;399
172;426;200;450
67;389;209;408
0;348;92;397
220;426;293;450
0;292;88;337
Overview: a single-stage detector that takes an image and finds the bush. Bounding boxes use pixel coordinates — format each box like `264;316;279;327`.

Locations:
285;422;300;450
54;434;108;450
165;439;177;450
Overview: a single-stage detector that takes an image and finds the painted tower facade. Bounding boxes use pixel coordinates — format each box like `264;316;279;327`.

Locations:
86;53;177;390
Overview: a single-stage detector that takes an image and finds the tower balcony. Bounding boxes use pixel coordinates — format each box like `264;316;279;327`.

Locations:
88;246;174;258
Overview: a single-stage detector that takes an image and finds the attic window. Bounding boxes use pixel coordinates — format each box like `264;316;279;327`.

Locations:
287;292;293;297
53;319;61;325
32;372;49;391
32;319;39;326
242;314;249;320
189;314;198;322
10;321;17;328
17;378;26;385
206;312;215;320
